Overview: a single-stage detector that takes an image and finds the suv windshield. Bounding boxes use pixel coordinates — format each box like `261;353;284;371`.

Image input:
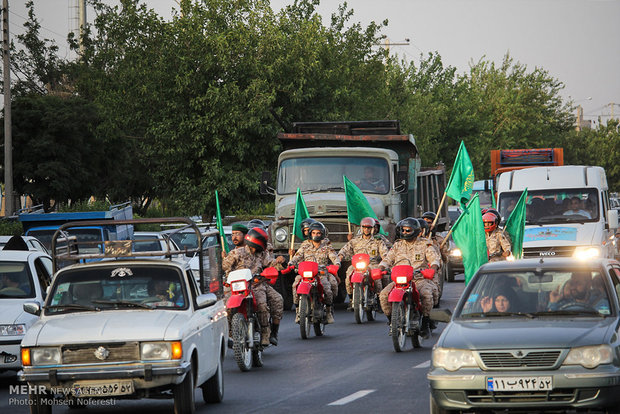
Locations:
0;262;35;298
46;265;188;314
29;228;104;254
458;269;612;318
498;188;599;225
277;156;389;194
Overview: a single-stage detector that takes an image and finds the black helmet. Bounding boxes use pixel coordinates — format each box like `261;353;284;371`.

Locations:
397;217;420;240
244;227;268;252
421;211;436;222
300;218;317;239
247;219;266;230
417;218;429;237
308;221;326;242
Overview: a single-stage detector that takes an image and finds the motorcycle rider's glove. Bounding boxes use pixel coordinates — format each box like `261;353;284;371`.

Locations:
327;265;340;276
421;268;435;280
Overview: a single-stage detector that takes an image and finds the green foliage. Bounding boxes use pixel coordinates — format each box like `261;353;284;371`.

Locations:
0;219;25;236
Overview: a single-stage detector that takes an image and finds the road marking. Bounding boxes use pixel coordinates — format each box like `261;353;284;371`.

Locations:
328;390;376;406
414;360;430;369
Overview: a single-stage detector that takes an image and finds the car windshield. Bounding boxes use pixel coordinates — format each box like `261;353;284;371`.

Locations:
277;156;389;194
458;269;612;318
0;262;35;298
46;265;188;314
29;228;104;254
498;188;599;225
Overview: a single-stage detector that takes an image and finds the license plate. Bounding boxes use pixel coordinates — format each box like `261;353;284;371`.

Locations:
72;380;134;397
487;376;552;391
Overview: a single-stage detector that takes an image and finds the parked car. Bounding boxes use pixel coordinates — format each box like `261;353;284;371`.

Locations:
0;235;49;254
0;249;53;374
133;231;184;260
19;218;228;412
429;257;620;413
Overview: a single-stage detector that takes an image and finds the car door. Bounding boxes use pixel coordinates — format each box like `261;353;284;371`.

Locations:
186;270;217;384
31;255;52;301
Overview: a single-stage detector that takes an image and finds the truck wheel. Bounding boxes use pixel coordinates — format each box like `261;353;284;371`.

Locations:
201;351;224;403
173;363;195;414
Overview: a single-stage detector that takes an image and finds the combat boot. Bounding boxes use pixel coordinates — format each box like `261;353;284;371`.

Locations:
420;316;431;339
269;323;279;346
429;318;437;330
260;327;271;347
326;306;335;324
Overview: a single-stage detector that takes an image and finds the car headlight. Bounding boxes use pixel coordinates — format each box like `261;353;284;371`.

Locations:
573;246;601;260
30;347;61;366
275;227;288;243
563;345;612;369
450;248;462;257
432;347;478;371
141;341;183;360
0;324;26;336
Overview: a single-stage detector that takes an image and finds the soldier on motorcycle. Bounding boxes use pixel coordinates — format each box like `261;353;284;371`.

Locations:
378;217;440;338
222;227;284;346
289;221;340;324
483;210;512;262
338;217;389;311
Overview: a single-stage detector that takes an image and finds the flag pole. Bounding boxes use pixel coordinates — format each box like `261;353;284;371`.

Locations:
439;227;453;250
430;192;447;231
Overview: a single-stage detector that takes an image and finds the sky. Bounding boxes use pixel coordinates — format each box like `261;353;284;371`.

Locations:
7;0;620;126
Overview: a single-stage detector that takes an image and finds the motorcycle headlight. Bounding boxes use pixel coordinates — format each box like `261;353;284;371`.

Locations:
230;280;247;292
0;324;26;336
432;348;478;371
303;271;314;279
573;246;601;261
275;227;288;243
563;345;612;369
396;276;408;284
30;347;61;366
141;341;182;360
450;248;462;257
355;262;367;270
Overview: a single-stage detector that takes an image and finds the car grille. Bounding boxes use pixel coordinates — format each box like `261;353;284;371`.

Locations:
62;342;140;364
466;388;580;403
479;351;561;368
522;246;575;258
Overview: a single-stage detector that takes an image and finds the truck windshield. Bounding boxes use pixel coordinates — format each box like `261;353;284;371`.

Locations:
498;188;599;225
28;228;104;253
277;157;389;194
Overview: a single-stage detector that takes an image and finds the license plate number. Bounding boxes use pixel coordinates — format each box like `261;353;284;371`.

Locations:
72;380;134;397
487;376;552;391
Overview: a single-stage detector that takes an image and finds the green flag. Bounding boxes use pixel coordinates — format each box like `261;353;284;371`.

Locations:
446;141;475;206
292;188;310;241
214;190;230;254
343;176;387;235
451;193;488;285
504;188;528;259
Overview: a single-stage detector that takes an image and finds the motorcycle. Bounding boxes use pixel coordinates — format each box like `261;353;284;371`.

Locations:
226;266;279;371
296;261;330;339
388;264;424;352
350;253;383;324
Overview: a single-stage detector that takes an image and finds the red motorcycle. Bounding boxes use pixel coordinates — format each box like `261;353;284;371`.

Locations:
350;253;383;324
226;267;279;371
388;264;424;352
296;261;330;339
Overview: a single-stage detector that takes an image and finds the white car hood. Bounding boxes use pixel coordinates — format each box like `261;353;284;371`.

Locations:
26;310;186;346
0;300;38;326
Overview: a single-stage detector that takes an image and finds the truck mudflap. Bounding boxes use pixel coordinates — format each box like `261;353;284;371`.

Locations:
350;272;364;284
388;288;406;303
296;282;312;295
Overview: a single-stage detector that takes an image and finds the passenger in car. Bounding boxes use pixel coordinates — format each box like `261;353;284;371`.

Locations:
480;285;518;313
548;272;609;312
72;283;103;305
0;273;27;296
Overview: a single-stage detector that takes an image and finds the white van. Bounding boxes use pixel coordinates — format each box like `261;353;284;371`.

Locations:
496;165;619;260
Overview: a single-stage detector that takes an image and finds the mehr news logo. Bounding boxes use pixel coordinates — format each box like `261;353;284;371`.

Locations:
9;385;116;406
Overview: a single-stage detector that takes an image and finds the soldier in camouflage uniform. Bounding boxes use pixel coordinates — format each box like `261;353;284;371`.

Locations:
483;211;512;262
289;221;340;324
222;227;284;346
378;217;440;338
420;213;446;303
338;217;389;310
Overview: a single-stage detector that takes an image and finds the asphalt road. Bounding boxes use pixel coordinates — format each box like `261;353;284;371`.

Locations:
0;275;466;414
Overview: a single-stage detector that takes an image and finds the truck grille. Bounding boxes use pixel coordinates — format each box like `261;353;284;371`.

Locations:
522;246;575;258
479;351;561;368
62;342;140;364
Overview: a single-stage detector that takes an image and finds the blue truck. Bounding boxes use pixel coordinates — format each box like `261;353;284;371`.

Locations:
17;202;133;254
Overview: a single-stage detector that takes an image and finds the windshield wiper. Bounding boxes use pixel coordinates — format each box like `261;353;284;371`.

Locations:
538;310;604;317
461;312;535;318
45;304;100;312
91;299;152;309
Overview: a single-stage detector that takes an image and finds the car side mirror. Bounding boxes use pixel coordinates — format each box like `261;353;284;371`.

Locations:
607;209;618;230
24;301;42;316
429;308;452;323
196;293;218;308
395;171;408;194
260;171;274;195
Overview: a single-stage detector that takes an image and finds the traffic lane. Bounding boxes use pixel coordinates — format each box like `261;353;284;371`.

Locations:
0;277;466;413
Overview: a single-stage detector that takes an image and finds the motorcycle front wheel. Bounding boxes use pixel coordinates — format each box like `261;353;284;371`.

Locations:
364;285;376;322
411;308;424;349
299;295;311;339
231;313;252;371
390;301;407;352
353;283;365;324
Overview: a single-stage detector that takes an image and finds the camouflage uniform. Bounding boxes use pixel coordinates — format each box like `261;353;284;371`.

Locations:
289;238;340;305
427;234;446;302
376;233;393;249
378;237;440;317
338;235;389;295
222;245;284;329
486;229;512;262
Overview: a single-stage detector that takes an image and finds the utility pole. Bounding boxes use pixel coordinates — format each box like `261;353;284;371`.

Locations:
78;0;86;55
575;105;583;132
2;0;14;216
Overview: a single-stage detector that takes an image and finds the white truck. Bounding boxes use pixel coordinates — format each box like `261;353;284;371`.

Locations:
496;165;619;260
